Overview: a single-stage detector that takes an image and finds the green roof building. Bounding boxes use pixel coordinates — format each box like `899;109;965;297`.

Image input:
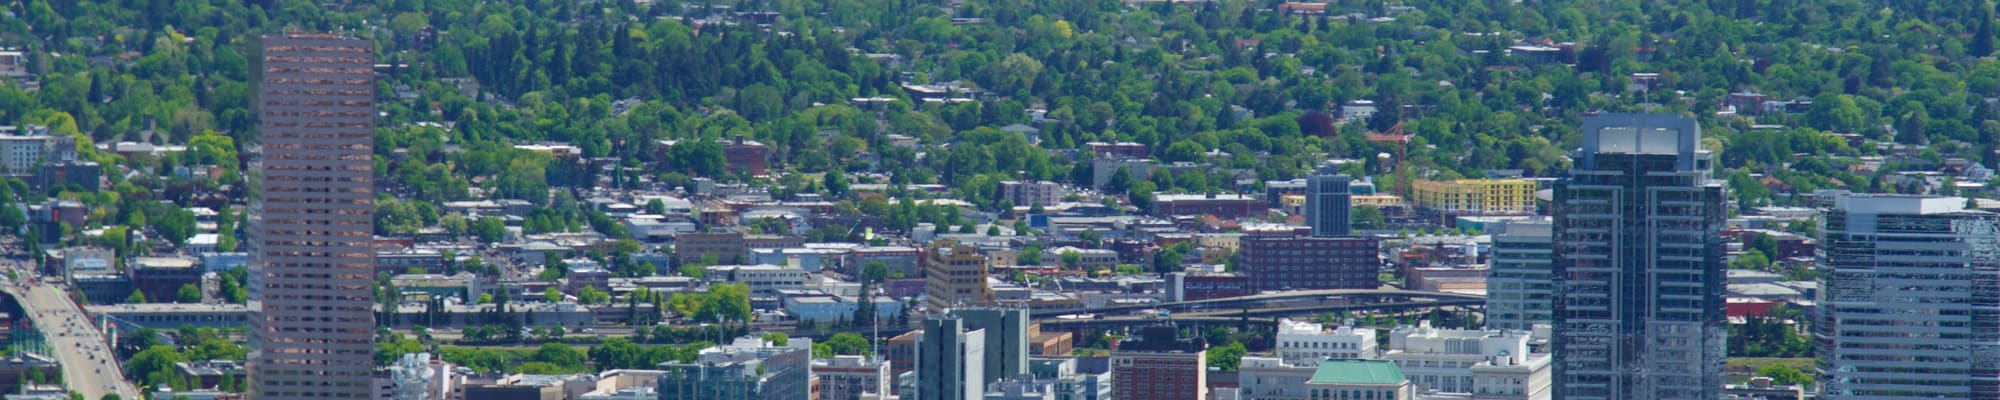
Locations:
1303;360;1415;400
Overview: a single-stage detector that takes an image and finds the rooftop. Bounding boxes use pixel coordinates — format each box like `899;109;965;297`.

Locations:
1307;360;1406;386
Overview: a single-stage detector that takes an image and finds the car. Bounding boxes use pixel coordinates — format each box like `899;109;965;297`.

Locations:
581;328;595;333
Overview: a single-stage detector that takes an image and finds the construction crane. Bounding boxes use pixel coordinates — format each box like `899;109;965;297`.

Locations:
1366;121;1413;199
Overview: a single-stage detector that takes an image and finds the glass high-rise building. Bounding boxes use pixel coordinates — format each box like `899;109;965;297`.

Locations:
1551;114;1727;400
247;33;378;400
1817;194;2000;399
1306;172;1353;236
1487;219;1554;332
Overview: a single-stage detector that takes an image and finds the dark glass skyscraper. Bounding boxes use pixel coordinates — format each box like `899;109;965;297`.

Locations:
1306;172;1352;236
247;33;377;400
1551;114;1727;400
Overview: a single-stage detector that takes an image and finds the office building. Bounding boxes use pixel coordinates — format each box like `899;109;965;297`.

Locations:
1306;173;1353;236
1239;236;1381;291
1236;356;1318;399
674;231;747;266
813;355;892;400
1274;318;1377;366
919;316;987;400
1551;114;1727;400
1000;180;1065;208
657;336;814;400
247;33;378;400
953;308;1031;385
1152;193;1269;219
1486;220;1554;331
1111;325;1207;400
1381;323;1550;399
1302;360;1417;400
1816;194;2000;399
1411;179;1538;215
926;240;993;309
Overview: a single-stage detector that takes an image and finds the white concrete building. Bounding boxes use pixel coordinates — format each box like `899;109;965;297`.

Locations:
1236;356;1317;400
1274;318;1377;366
704;264;813;294
814;355;892;400
1380;323;1550;399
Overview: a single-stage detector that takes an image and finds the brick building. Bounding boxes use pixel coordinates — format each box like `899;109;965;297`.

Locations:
1239;236;1382;291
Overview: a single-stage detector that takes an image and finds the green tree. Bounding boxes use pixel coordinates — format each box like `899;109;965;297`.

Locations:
1206;342;1248;371
175;284;202;303
543;287;563;303
1757;364;1813;386
125;289;147;304
578;286;610;305
1352;206;1386;231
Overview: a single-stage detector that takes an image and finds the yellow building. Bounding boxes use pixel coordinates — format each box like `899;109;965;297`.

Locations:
1351;194;1407;209
1280;194;1308;215
1411;179;1537;214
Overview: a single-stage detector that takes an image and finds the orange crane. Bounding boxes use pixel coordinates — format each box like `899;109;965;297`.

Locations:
1365;121;1413;198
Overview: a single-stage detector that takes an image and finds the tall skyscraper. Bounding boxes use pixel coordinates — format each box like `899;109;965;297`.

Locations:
952;308;1031;386
1305;172;1353;236
1551;114;1727;400
247;33;378;400
1487;219;1555;331
919;316;987;400
1817;194;2000;399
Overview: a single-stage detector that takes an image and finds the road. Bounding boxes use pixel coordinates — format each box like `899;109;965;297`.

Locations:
5;267;141;400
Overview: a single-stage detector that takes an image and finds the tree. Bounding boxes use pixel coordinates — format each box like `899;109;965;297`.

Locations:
1017;246;1043;266
1757;364;1813;386
823;169;850;196
472;217;507;243
862;261;890;283
1352;206;1385;231
644;199;667;215
815;333;872;358
175;284;202;303
125;289;147;304
1207;342;1247;371
578;286;610;305
1060;250;1082;270
532;343;587;372
543;287;563;303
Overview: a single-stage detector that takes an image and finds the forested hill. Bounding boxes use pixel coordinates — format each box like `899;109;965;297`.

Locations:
1;0;1996;217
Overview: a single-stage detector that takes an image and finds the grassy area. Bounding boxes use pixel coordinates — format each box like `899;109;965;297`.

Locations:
1725;357;1813;384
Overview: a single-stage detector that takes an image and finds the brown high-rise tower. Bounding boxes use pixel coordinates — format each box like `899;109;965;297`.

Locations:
247;33;377;400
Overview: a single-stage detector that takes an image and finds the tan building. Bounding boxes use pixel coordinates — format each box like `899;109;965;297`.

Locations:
674;231;746;266
925;240;993;309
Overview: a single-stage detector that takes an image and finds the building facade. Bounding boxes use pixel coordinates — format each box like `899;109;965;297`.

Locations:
1239;236;1382;291
657;337;813;400
1486;220;1554;331
1551;114;1727;400
1000;180;1065;208
1381;324;1550;399
1152;194;1269;219
1816;194;2000;399
1274;318;1377;366
1411;179;1538;215
919;316;987;400
1305;173;1353;237
953;308;1031;385
813;355;891;400
925;240;993;309
247;33;378;400
1111;325;1206;400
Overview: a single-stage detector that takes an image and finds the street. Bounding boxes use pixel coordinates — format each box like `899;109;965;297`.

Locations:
5;266;140;400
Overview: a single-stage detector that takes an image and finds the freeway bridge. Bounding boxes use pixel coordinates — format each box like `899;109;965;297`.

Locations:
0;266;142;400
1030;288;1485;319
